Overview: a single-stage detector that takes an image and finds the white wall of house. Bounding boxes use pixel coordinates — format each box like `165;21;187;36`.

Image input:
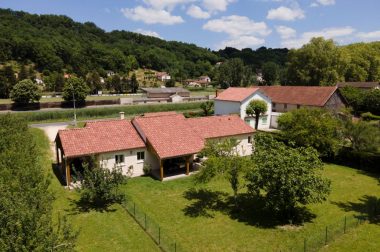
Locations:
214;100;241;116
98;147;147;177
215;91;272;130
208;134;253;156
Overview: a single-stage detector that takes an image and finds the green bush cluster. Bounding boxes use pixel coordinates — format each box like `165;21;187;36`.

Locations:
362;112;380;121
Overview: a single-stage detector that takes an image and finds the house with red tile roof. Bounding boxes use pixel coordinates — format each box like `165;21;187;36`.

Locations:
214;87;273;129
55;112;254;185
215;86;346;129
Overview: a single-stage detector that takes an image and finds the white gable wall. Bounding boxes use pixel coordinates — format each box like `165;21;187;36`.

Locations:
214;91;272;129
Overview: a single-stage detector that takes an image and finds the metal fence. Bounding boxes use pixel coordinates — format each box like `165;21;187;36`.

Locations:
122;197;185;252
298;199;379;252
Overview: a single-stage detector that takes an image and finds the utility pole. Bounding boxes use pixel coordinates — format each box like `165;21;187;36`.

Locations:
70;83;77;127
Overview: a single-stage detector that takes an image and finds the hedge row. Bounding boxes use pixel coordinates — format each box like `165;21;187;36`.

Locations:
4;102;205;123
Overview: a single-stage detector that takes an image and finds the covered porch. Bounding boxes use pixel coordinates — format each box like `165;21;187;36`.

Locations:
152;154;198;181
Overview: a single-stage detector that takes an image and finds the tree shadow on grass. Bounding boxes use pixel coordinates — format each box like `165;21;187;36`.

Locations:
66;197;119;215
51;163;66;186
183;188;316;228
332;195;380;224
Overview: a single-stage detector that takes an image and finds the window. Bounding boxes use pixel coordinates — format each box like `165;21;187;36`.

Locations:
248;136;252;144
273;103;276;108
261;116;267;125
137;151;145;160
284;104;287;109
115;155;124;164
297;104;301;109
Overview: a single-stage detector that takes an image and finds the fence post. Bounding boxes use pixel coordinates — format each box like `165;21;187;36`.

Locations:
325;226;328;245
144;213;147;230
158;226;161;245
304;238;307;252
344;216;347;234
133;202;136;216
174;242;177;252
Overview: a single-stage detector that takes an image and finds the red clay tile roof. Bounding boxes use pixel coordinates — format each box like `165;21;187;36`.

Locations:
57;120;145;158
133;113;204;159
256;86;338;106
188;115;254;139
215;87;260;102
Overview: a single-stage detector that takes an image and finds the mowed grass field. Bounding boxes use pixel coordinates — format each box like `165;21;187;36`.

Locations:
31;127;380;251
122;165;380;252
31;128;159;252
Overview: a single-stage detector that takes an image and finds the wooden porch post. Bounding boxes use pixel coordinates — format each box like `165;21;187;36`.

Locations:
65;158;71;187
186;156;190;175
56;145;60;165
160;159;164;181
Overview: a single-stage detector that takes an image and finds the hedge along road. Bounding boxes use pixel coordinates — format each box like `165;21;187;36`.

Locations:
1;101;206;123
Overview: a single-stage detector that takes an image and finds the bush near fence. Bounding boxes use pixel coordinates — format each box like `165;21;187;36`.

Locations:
123;197;184;252
4;102;205;123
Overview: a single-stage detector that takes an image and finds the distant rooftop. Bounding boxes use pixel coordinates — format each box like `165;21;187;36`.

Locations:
141;87;190;94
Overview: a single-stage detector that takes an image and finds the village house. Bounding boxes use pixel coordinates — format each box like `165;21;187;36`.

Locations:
141;87;190;98
55;112;254;186
155;72;171;81
215;86;346;129
185;76;212;87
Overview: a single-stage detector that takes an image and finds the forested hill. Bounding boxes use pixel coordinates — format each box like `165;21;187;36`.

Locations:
0;8;288;79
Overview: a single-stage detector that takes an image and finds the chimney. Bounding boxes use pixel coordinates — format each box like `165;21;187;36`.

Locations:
120;112;125;120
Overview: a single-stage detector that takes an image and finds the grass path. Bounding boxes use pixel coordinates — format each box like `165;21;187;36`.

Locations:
31;128;159;252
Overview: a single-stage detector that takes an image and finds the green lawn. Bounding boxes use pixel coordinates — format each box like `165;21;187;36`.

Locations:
122;165;380;252
31;127;379;251
31;128;159;252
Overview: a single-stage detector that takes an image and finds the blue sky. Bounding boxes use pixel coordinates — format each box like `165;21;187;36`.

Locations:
1;0;379;50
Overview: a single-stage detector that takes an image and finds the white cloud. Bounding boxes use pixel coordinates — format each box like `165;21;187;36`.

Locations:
121;6;184;25
202;0;236;13
203;15;271;49
267;6;305;21
357;30;380;40
276;25;296;39
311;0;336;7
135;29;162;38
187;5;210;19
142;0;194;10
316;0;335;6
217;36;265;49
203;15;271;37
281;26;355;48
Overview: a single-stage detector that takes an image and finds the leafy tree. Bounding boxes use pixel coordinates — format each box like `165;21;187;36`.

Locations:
262;62;279;85
165;78;176;88
339;86;365;114
80;158;127;208
106;74;123;93
277;108;343;157
362;89;380;115
194;138;249;205
246;100;268;129
200;100;214;116
0;115;77;251
217;58;245;88
129;73;139;93
86;71;102;94
10;79;41;104
62;77;89;103
343;120;380;153
126;55;139;71
246;133;331;221
18;64;29;81
0;65;17;98
287;37;348;86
